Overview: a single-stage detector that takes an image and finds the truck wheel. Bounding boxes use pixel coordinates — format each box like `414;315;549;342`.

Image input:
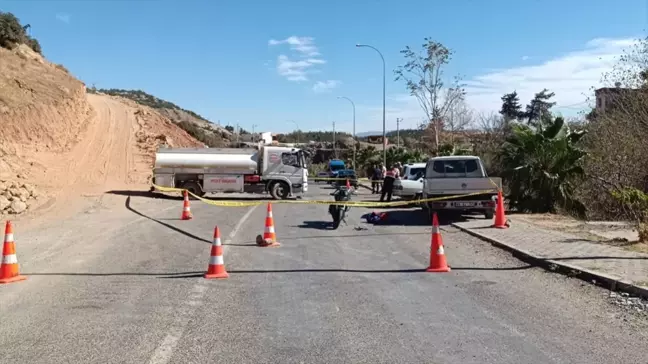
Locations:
181;181;204;200
270;181;290;200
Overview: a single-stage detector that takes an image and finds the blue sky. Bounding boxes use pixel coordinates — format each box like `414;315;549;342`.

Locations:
2;0;646;133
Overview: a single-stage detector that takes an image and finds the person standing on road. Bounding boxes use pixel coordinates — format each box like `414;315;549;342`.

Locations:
371;164;382;194
380;165;400;202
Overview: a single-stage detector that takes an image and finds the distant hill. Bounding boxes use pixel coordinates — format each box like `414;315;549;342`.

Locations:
88;88;232;147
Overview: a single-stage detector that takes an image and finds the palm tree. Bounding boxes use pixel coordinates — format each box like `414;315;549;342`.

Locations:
498;115;586;215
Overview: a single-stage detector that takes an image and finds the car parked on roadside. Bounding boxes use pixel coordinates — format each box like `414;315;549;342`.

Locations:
393;163;426;204
333;169;358;188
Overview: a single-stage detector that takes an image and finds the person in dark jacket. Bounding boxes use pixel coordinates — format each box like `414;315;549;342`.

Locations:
371;164;382;194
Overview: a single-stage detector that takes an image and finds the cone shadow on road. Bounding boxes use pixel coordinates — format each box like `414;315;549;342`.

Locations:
124;196;211;244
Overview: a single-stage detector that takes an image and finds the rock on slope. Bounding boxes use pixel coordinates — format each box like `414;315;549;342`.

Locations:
0;45;204;216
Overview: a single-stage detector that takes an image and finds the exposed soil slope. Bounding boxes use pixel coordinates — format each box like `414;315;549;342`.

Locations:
0;45;204;219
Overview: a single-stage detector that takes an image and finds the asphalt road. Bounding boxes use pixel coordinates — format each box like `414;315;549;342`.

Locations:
1;184;647;364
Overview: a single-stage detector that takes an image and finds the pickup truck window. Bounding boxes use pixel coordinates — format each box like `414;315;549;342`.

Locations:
430;159;482;177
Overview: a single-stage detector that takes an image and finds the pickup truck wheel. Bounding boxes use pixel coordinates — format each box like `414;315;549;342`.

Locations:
181;181;204;200
270;181;290;200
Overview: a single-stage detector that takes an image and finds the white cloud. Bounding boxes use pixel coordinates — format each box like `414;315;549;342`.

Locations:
268;36;320;57
269;36;327;82
55;13;70;24
359;36;636;130
465;37;635;114
312;80;341;93
521;55;530;61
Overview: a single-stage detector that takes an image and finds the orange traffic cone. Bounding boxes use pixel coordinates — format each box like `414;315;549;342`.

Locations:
205;226;229;279
0;221;27;284
181;190;193;220
492;190;508;229
261;203;280;247
426;213;451;273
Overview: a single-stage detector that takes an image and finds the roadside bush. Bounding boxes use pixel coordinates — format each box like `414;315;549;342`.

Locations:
498;115;586;216
177;121;227;147
0;12;42;54
577;36;648;221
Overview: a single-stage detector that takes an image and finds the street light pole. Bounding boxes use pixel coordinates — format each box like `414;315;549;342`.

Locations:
356;43;386;167
288;120;299;144
396;118;401;148
337;96;356;170
252;124;257;142
332;121;337;158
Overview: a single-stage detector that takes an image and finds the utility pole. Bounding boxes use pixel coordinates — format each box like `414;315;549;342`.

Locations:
332;121;337;158
396;118;402;148
252;124;257;142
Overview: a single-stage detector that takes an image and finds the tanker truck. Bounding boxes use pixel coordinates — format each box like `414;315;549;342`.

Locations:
151;145;308;199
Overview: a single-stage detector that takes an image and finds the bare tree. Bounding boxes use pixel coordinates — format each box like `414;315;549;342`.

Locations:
395;38;465;151
580;36;648;222
472;112;507;175
444;98;474;146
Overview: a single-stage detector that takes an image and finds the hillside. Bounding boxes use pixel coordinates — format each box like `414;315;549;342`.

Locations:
89;88;232;147
0;27;204;218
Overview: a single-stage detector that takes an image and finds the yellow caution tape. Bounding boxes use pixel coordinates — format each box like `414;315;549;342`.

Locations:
151;183;499;208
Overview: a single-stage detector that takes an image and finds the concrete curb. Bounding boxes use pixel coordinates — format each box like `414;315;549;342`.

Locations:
451;223;648;300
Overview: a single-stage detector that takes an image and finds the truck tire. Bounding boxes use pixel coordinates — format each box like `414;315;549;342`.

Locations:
181;181;204;200
269;181;290;200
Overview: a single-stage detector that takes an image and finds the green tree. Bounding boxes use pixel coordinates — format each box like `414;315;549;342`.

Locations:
0;12;42;54
523;89;556;125
0;12;25;49
499;91;523;122
395;38;465;151
499;115;586;215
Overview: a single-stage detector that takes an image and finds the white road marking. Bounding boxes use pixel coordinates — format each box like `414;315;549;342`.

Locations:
146;204;259;364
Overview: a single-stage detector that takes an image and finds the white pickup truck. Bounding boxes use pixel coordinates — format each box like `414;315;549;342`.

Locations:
422;156;501;219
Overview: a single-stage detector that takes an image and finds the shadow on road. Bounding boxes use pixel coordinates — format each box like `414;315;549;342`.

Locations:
124;195;211;244
24;264;533;278
280;232;430;241
108;189;277;202
295;220;335;230
24;271;205;277
159;264;534;278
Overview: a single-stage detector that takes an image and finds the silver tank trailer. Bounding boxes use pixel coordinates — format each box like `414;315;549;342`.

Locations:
154;148;258;172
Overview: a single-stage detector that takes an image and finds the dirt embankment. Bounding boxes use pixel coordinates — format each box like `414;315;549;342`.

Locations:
0;45;203;220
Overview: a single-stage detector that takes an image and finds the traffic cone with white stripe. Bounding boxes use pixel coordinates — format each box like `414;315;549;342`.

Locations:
205;226;229;279
426;213;450;273
492;190;509;229
0;221;27;284
261;203;280;247
181;190;193;220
